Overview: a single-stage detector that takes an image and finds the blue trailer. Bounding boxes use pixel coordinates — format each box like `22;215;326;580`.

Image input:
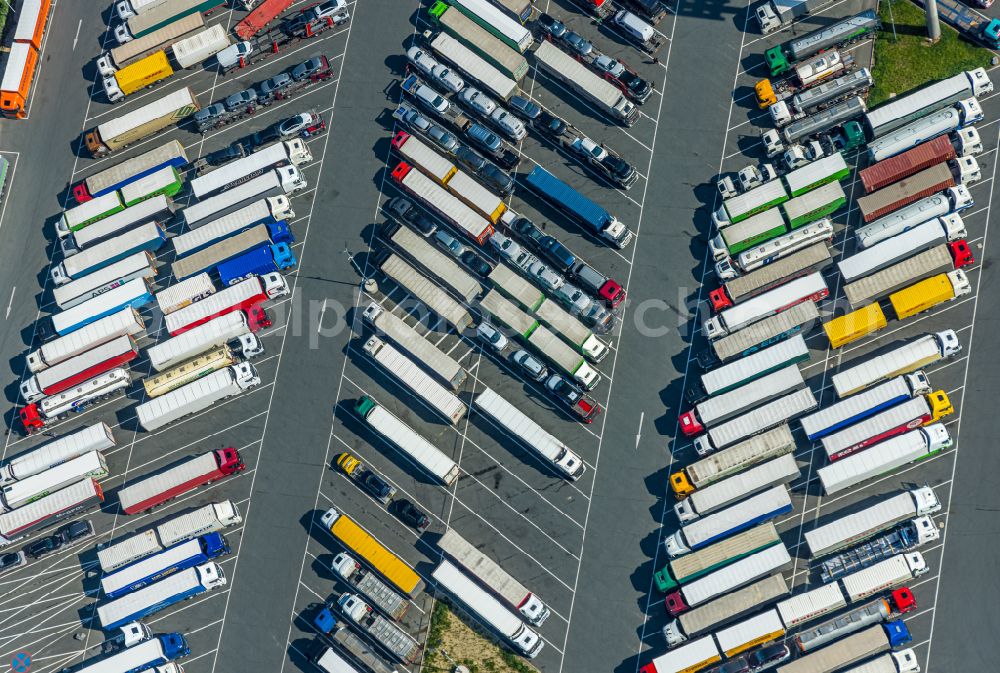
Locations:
799;373;930;440
173;215;293;257
76;633;189;673
73;140;188;202
101;532;230;599
51;278;154;336
664;486;793;556
52;222;167;286
216;244;297;286
97;561;227;630
523;166;634;248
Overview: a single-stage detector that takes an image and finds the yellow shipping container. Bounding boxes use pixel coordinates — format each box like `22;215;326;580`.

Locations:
323;508;424;596
890;271;966;320
823;303;887;349
115;51;173;97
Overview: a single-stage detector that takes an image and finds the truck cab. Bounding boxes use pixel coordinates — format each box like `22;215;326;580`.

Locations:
100;621;152;654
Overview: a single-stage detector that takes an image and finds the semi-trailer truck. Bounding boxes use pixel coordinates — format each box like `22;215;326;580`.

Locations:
857;185;973;249
867;107;983;164
777;622;913;673
844;242;971;308
377;252;474;331
76;633;189;673
680;366;804;436
0;451;108;512
693;388;818;457
533;40;638;127
28;308;143;373
857;160;980;223
60;196;171;259
52;253;156;310
190;139;312;198
0;423;114;486
142;345;239;398
702;273;827;340
755;0;835;34
73;140;187;203
0;478;104;545
821;392;953;461
761;96;866;157
707;301;820;365
116;448;244;514
438;528;550;625
19;336;139;403
693;335;809;399
136;364;261;432
655;523;782;594
100;532;230;598
768;68;874;125
84;87;200;158
863;134;968;192
832;331;960;398
19;369;131;434
164;273;288;335
674;454;800;523
51;223;166;285
800;373;932;440
389;163;495;244
710;243;832;311
523;165;634;248
670;425;796;498
840;553;928;603
362;302;466;390
148;311;264;372
173;197;293;256
819;517;939;584
50;279;153;337
890;269;971;320
182;169;304;228
355;397;461;485
864;68;992;138
805;488;941;558
97;561;226;630
838;216;968;283
664;486;792;557
330;552;409;621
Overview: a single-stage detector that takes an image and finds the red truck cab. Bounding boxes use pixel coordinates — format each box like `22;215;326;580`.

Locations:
948;240;974;268
678;410;703;437
709;286;734;312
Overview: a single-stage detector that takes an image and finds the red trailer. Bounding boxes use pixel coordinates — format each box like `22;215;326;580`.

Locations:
860;135;956;193
117;448;245;514
235;0;293;39
20;336;139;403
857;163;955;223
0;478;104;544
164;274;287;336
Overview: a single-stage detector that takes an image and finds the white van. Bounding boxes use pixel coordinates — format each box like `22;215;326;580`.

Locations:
614;10;656;48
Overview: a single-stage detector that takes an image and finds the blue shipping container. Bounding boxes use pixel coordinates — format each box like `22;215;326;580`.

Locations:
524;166;612;233
217;244;297;286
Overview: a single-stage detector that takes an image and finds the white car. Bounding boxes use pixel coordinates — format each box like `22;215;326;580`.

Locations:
477;322;509;352
490;109;526;141
459;87;497;116
554;283;592;314
528;260;564;292
404;77;450;115
406;47;464;93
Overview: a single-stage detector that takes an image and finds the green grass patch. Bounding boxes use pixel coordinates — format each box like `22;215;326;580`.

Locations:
0;1;10;43
870;0;995;106
424;600;540;673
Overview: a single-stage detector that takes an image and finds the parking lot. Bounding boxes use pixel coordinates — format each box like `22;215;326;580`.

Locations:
0;0;996;672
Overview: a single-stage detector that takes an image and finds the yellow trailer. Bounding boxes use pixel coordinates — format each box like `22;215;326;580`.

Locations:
823;303;887;349
890;270;971;320
142;345;236;398
104;51;173;103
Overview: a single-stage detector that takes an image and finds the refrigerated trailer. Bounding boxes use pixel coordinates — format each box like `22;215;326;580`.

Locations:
864;68;992;138
664;486;793;557
52;222;166;285
843;242;970;308
0;451;107;512
821;392;953;461
190;139;312;198
799;373;931;440
0;423;114;486
60;195;172;256
182;171;302;229
695;336;809;398
100;532;229;598
655;523;782;593
709;301;820;364
84;87;200;158
116;448;244;514
693;388;818;457
680;366;804;436
173;197;294;257
662;574;789;646
386;223;481;303
50;279;153;337
0;478;104;545
136;364;261;431
832;330;960;398
147;311;264;372
377;253;474;332
837;216;968;283
164;274;287;335
28;308;144;373
674;454;800;523
96;561;226;630
702;273;827;340
20;336;138;403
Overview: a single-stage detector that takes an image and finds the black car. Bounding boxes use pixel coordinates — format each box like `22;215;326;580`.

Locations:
534;111;568;138
0;551;25;575
386;196;437;236
600;154;637;185
538;236;576;271
393;500;430;531
239;125;282;153
203;142;246;167
60;520;95;543
26;534;63;559
479;164;514;195
360;472;394;502
513;217;544;247
508;95;541;121
747;644;790;671
454;145;488;173
460;250;492;277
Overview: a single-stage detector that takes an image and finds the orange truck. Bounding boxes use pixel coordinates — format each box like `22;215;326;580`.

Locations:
0;0;52;118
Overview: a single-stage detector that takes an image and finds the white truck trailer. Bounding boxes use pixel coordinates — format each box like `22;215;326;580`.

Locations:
362;336;466;425
190;140;312;198
354;397;460;485
155;273;215;314
840;652;921;673
864;68;992;137
0;478;104;545
856;186;972;249
702;273;828;340
843;244;963;308
0;451;108;512
362;302;466;390
840;553;929;602
181;168;306;228
173;197;293;257
96;562;227;630
53;253;157;309
664;544;792;614
693;389;818;457
135;363;261;431
438;528;549;626
147;312;263;372
60;194;172;253
378;253;474;331
696;335;809;398
28;309;144;373
838;215;967;283
804;488;941;558
532;41;639;126
680;366;804;436
386;223;481;303
832;330;961;398
674;454;800;523
472;386;585;480
0;423;115;486
431;560;543;658
665;486;793;557
427;32;518;100
821;395;951;461
710;301;820;363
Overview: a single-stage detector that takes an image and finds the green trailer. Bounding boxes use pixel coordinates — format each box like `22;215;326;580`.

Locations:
119;165;182;206
0;156;9;201
441;0;534;53
781;181;846;229
654;523;782;592
62;192;126;233
428;2;529;80
783;153;850;197
719;179;789;225
721;209;787;255
121;0;225;42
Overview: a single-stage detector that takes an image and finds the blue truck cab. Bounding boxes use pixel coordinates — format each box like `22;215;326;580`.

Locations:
217;244;297;286
102;532;232;599
883;620;912;647
313;602;337;635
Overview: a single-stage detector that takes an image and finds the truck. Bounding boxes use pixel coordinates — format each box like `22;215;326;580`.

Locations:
438;527;549;625
50;279;153;337
472;386;586;479
674;454;799;523
664;486;792;557
858;161;980;223
708;301;819;365
355;397;461;485
532;40;639;127
98;500;242;572
426;7;528;79
669;425;796;498
51;222;166;285
319;507;425;597
840;652;921;673
712;181;788;229
331;592;415;663
443;0;533;51
764;10;880;76
680;366;804;436
780;180;846;228
385;222;479;304
639;635;721;673
664;542;792;615
136;364;261;432
864;134;966;192
662;574;789;646
864;68;993;138
795;600;893;653
714;610;787;658
755;0;835;35
62;193;126;234
100;532;230;598
190;139;312;198
818;424;952;495
431;559;543;658
768;69;875;127
96;561;226;630
173;198;294;257
702;272;827;340
761;96;866;157
362;336;466;425
117;448;244;514
362;303;465;390
839;216;969;283
20;335;139;403
821;392;953;461
0;478;104;545
832;331;961;398
115;0;225;43
844;242;972;308
656;523;782;594
182;169;304;228
216;242;297;285
19;369;130;434
804;488;941;558
693;335;808;399
73;140;187;203
868;108;984;166
820;517;939;584
823;304;887;349
755;49;855;110
28;308;143;373
890;270;971;320
147;312;264;372
76;633;190;673
693;389;818;457
0;451;107;512
0;423;114;486
97;13;206;75
164;274;288;335
154;274;213;315
840;553;929;603
309;624;398;673
61;196;172;258
424;28;523;96
84;87;200;158
912;0;1000;50
719;217;835;280
142;345;238;398
800;373;931;441
377;253;474;332
777;622;912;673
389;163;495;244
330;552;409;621
712;243;831;311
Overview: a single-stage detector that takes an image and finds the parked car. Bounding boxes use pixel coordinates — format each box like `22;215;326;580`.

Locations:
25;534;63;559
393;499;430;531
613;10;656;47
0;551;26;575
454;145;487;173
747;644;790;672
513;218;544;249
593;54;652;102
490;109;526;140
527;260;564;292
193;103;227;131
406;46;464;93
405;77;450;115
466;123;519;169
479;163;514;194
510;350;548;382
536;13;567;40
705;660;750;673
546;374;601;423
535;111;568;138
238;125;282;153
60;520;95;543
477;322;508;352
562;31;593;56
308;0;348;19
202;142;246;166
426;125;459;152
460;250;492;277
258;72;294;98
489;233;533;267
434;229;467;258
538;236;576;271
277;111;325;138
291;55;331;81
508;95;541;120
393;101;433;133
386;197;437;236
459;87;497;116
224;88;258;112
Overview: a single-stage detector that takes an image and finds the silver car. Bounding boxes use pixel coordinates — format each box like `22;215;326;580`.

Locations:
510;350;548;382
434;230;467;258
554;283;592;313
490;109;526;140
528;260;564;292
394;102;432;133
477;322;509;352
459;87;497;116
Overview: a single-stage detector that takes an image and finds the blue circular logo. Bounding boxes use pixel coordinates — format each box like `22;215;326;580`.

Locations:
11;652;30;672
